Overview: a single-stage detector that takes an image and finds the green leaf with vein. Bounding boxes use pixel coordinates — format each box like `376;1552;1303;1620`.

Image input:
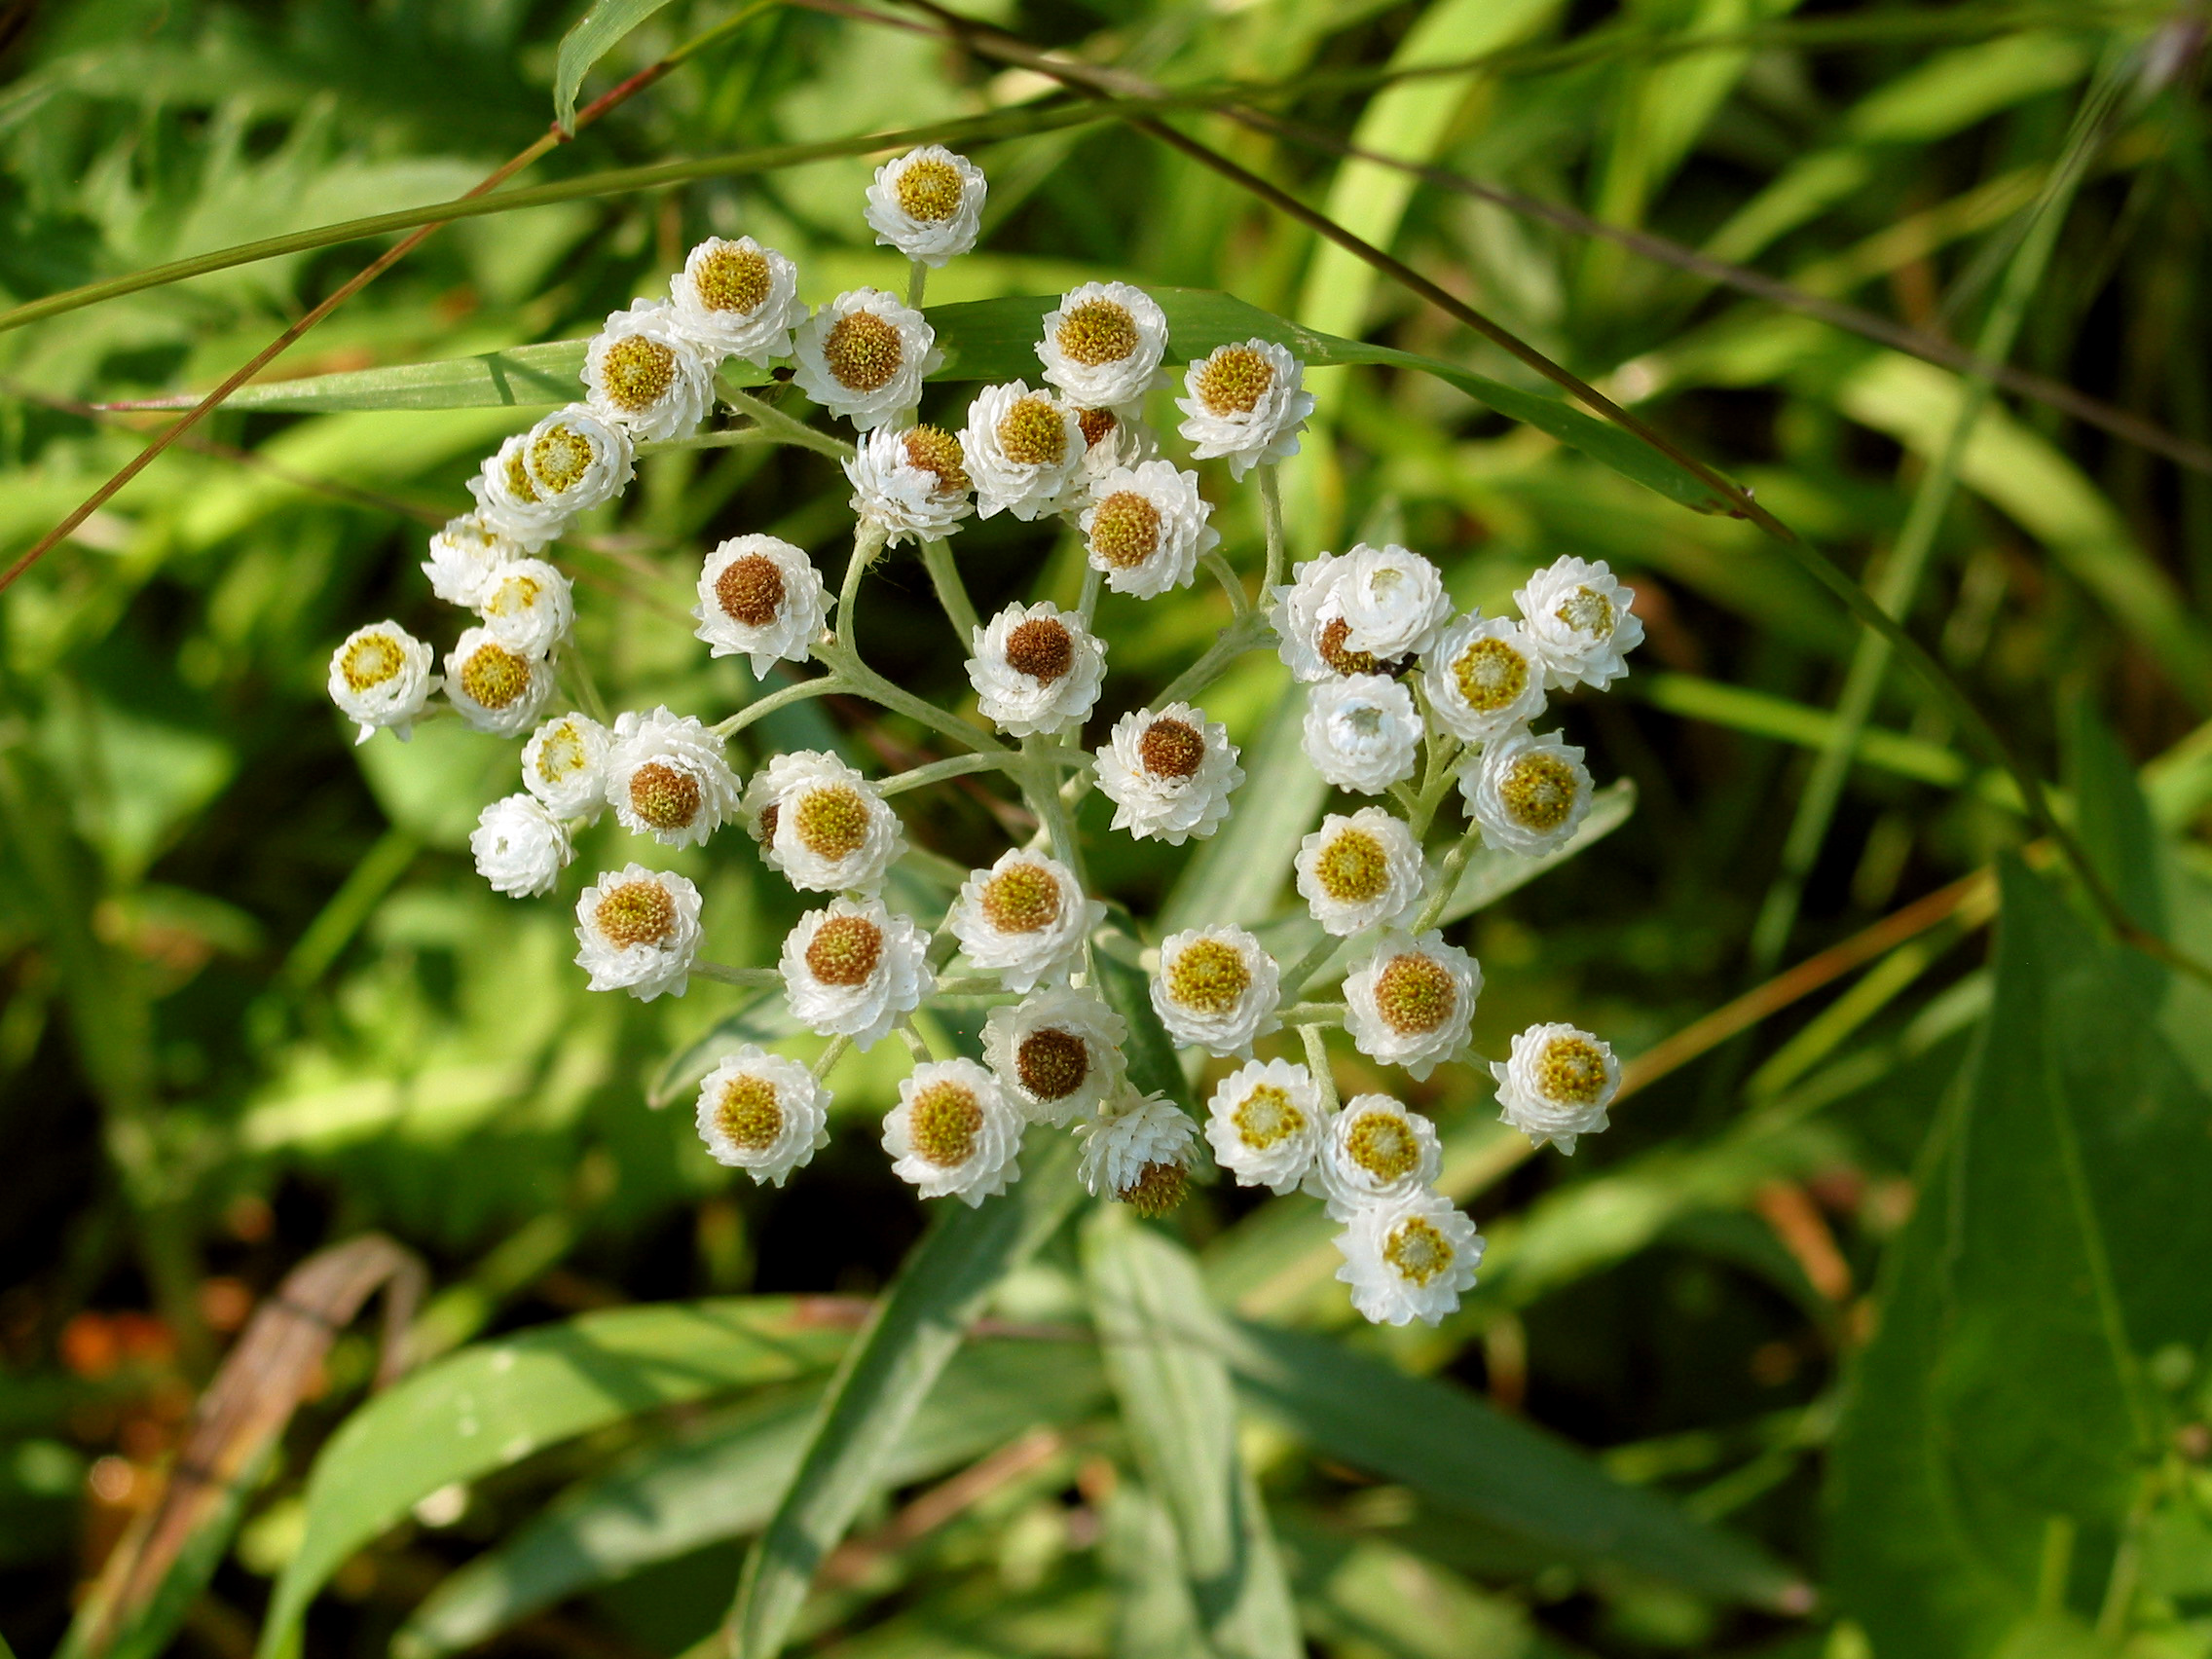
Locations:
553;0;678;132
1099;1479;1211;1659
394;1338;1108;1659
1083;1210;1303;1659
724;1130;1084;1659
252;1300;854;1659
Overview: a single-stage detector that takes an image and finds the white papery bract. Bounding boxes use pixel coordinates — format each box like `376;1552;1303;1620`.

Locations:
1330;543;1455;662
1035;281;1168;411
468;434;568;549
1335;1192;1485;1327
471;794;573;898
780;898;931;1051
1176;339;1314;480
445;627;553;738
669;236;804;366
328;621;436;744
1423;613;1547;745
864;145;986;268
792;289;939;430
844;424;974;545
694;1047;830;1187
523;404;636;516
1079;461;1217;598
967;601;1106;738
522;712;610;820
949;850;1100;993
1313;1094;1443;1220
605;706;741;849
982;986;1127;1125
1294;807;1424;937
1303;673;1419;793
573;864;702;1000
1343;930;1482;1083
1205;1058;1325;1195
1077;1091;1200;1202
882;1058;1023;1205
583;298;717;441
1463;727;1595;856
423;514;523;606
692;534;830;677
759;751;904;895
475;558;573;657
1151;927;1280;1057
960;381;1085;521
1492;1021;1621;1154
1096;702;1241;844
1514;555;1645;691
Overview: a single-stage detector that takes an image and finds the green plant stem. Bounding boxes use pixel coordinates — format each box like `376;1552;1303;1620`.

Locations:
1281;1001;1346;1026
906;259;929;310
877;752;1018;795
814;640;1007;756
562;647;612;726
1275;934;1344;1004
1257;464;1286;593
1078;562;1103;627
837;520;891;643
1198;548;1253;621
812;1035;852;1081
1298;1023;1340;1114
713;675;848;740
719;385;854;460
1158;613;1271;707
690;963;785;988
918;535;980;644
1414;825;1484;934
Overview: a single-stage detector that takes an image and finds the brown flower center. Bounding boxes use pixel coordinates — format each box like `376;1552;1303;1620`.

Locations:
996;396;1068;468
1165;939;1248;1015
1003;617;1074;683
459;642;532;710
1015;1029;1088;1100
822;312;903;393
1137;718;1204;780
1373;953;1456;1036
1501;753;1579;831
341;633;403;691
1383;1216;1453;1284
907;1081;982;1166
1194;346;1273;416
1537;1036;1609;1105
793;786;870;861
692;245;773;315
595;880;676;947
600;336;678;413
894;158;965;223
717;1075;784;1151
716;554;786;627
805;915;883;986
1119;1160;1189;1217
1055;300;1141;366
1232;1084;1304;1150
979;863;1062;934
1453;638;1529;712
1077;407;1118;448
628;762;702;832
1317;616;1404;678
756;802;780;844
1088;491;1161;570
901;424;970;494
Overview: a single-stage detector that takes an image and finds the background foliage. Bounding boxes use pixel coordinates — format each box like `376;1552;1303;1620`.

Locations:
2;1;2211;1657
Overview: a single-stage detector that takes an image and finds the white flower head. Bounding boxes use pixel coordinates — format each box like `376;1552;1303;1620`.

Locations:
981;986;1127;1125
1343;930;1482;1083
779;898;932;1051
1076;1091;1200;1216
522;404;636;517
1513;556;1645;691
444;627;554;737
1270;550;1435;682
692;534;830;676
844;424;974;546
1313;1094;1442;1220
468;434;568;549
605;706;742;848
522;712;610;820
1080;461;1217;598
328;621;437;744
583;298;717;441
1095;702;1242;845
1294;807;1425;937
573;864;703;1001
1462;727;1594;856
960;381;1085;521
1492;1022;1621;1154
694;1047;830;1187
882;1058;1023;1205
966;602;1106;738
474;558;573;657
1035;281;1168;411
422;514;524;607
865;145;986;268
1175;338;1314;480
1336;1191;1485;1327
759;751;904;896
948;849;1101;993
1151;927;1280;1057
1423;613;1547;745
791;289;940;430
669;236;804;366
471;793;573;898
1303;674;1419;794
1205;1058;1325;1195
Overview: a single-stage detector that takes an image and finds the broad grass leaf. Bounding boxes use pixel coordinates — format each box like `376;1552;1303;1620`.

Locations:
553;0;679;133
253;1301;854;1659
1099;1478;1210;1659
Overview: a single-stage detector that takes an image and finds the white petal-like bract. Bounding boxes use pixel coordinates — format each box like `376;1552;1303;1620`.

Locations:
468;433;569;549
1312;1094;1442;1219
981;986;1127;1125
1175;339;1314;480
1462;727;1595;856
844;424;974;545
692;534;830;677
864;146;986;268
759;751;904;896
779;898;932;1051
1151;927;1280;1057
522;404;636;516
960;381;1085;522
791;289;940;430
1513;556;1645;691
948;850;1100;993
573;864;702;1000
1422;613;1547;745
1205;1058;1325;1195
471;794;573;897
583;298;717;441
694;1047;830;1186
444;627;554;737
966;602;1106;738
423;514;525;606
1035;281;1168;411
1293;807;1425;937
605;706;742;849
329;621;437;744
1302;674;1419;793
1335;1192;1485;1327
522;712;610;820
1342;930;1481;1082
882;1058;1023;1204
1076;1091;1199;1208
1079;461;1217;598
475;557;573;657
1491;1021;1621;1154
1095;702;1242;845
669;237;804;366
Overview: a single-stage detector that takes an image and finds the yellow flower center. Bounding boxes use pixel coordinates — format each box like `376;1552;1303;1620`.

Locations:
901;424;970;494
1537;1036;1609;1105
1119;1160;1189;1217
1232;1084;1304;1150
1137;718;1204;780
482;571;541;620
894;157;966;223
1453;638;1529;713
341;633;403;692
979;863;1062;934
628;761;702;832
533;721;592;787
692;245;773;315
1055;300;1141;366
1003;616;1074;683
805;915;883;987
1501;753;1579;832
996;396;1068;468
600;336;677;413
716;553;786;627
1556;584;1615;637
502;445;540;503
1373;953;1456;1036
822;312;904;393
1166;939;1249;1015
1089;491;1161;570
793;786;870;861
1383;1216;1454;1285
717;1075;784;1151
1194;346;1273;416
907;1081;982;1166
531;425;595;495
596;880;676;947
459;642;531;710
1345;1110;1418;1184
1015;1028;1088;1100
1314;829;1389;904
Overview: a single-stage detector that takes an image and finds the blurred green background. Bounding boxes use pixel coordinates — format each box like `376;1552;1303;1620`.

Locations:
4;2;2212;1657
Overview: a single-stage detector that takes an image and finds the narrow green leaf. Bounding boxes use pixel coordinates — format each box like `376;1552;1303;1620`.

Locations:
553;0;679;132
1437;779;1637;927
198;341;599;415
1160;686;1326;938
1089;942;1196;1112
254;1300;853;1659
724;1131;1084;1659
1084;1209;1303;1659
1099;1479;1211;1659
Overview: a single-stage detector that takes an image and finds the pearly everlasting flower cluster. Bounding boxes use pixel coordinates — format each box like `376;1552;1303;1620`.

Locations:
324;145;1642;1326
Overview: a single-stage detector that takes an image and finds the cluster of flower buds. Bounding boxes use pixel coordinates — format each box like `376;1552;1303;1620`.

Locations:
327;141;1642;1328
